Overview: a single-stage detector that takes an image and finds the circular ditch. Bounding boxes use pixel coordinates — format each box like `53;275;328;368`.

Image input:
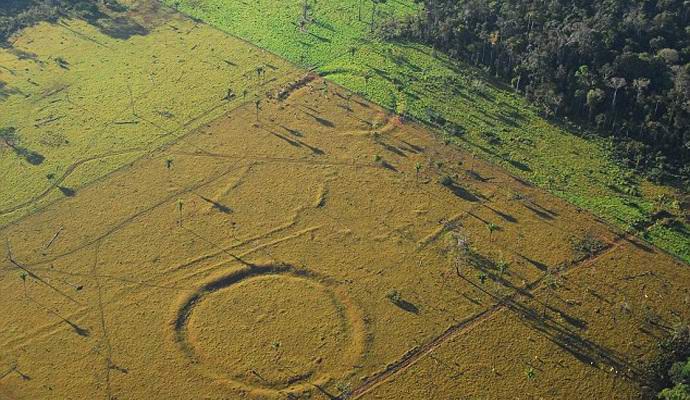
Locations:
173;264;365;394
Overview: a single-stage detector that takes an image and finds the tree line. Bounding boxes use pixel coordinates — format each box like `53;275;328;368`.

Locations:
379;0;690;185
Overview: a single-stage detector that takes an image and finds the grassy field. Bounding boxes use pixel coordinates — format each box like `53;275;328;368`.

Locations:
163;0;690;263
0;1;298;226
2;67;689;398
1;2;689;399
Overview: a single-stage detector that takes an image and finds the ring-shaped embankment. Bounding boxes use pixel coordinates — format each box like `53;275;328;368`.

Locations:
173;264;366;396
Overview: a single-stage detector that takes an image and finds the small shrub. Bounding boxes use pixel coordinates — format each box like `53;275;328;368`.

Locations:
526;366;536;381
496;260;509;276
570;233;606;258
386;289;402;304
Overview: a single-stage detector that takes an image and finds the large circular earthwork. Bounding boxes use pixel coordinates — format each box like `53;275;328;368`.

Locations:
173;264;366;395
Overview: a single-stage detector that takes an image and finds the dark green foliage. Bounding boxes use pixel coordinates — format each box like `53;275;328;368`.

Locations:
382;0;690;183
658;384;690;400
385;289;402;304
647;325;690;397
668;357;690;386
570;233;607;258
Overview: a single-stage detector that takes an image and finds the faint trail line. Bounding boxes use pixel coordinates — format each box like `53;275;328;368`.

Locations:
5;241;82;305
345;233;627;399
346;307;497;399
90;242;115;400
0;67;304;231
180;225;254;268
20;164;243;267
18;265;193;292
0;149;145;216
0;365;16;381
168;151;383;171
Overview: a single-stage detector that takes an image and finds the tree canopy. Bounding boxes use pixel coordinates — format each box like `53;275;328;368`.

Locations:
381;0;690;184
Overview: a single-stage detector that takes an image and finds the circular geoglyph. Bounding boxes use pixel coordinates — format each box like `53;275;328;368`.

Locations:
173;265;365;393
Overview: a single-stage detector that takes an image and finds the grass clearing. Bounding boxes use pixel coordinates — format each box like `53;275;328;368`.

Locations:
1;2;689;399
2;70;689;398
163;0;690;263
0;1;297;226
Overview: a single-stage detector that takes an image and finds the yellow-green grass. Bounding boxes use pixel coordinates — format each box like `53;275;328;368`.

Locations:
0;4;298;226
163;0;690;263
2;74;689;399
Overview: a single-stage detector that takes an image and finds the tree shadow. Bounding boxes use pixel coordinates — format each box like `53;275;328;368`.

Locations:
400;140;424;154
74;1;149;40
281;125;304;137
14;146;45;165
444;181;480;202
484;205;518;223
94;15;149;40
377;140;407;157
270;130;324;155
380;160;398;172
58;186;76;197
457;255;645;384
390;297;419;314
306;112;335;128
507;159;531;172
506;296;644;382
516;253;549;272
197;194;232;214
0;80;22;101
524;203;557;220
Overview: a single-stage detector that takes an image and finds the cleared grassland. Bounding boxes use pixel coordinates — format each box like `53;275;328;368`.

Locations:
1;69;688;399
163;0;690;263
0;1;297;226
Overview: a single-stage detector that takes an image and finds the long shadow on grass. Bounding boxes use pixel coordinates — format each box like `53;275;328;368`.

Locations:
460;251;648;384
442;179;480;202
77;1;150;40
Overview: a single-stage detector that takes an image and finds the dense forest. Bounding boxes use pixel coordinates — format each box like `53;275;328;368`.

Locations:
380;0;690;185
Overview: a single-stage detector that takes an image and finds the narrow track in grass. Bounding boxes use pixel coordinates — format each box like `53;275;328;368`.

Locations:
344;235;627;399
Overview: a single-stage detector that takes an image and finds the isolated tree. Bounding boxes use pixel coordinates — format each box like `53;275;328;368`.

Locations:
496;260;509;277
0;127;19;151
176;199;184;226
349;46;357;58
255;98;262;121
486;223;499;242
256;66;265;86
